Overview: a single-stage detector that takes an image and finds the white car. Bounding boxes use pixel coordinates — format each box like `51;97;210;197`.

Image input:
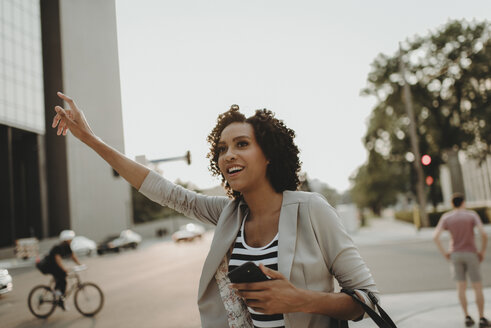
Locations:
111;230;142;248
0;269;13;295
71;236;97;256
172;223;205;242
97;229;142;255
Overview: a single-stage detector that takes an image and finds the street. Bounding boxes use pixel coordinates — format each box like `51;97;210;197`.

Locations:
1;227;490;328
1;233;212;328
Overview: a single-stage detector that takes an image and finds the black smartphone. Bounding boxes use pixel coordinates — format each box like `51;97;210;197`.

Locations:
228;261;269;283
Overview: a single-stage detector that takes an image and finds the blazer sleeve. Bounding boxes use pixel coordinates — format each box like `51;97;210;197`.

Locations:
308;194;379;311
138;170;230;226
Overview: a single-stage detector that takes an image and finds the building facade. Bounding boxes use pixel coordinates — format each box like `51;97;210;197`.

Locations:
0;0;131;247
440;153;491;207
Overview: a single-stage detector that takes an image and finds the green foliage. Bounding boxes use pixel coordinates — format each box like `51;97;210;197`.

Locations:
352;19;490;211
350;151;409;215
338;190;353;205
131;188;183;223
363;19;490;160
301;175;341;207
318;185;340;208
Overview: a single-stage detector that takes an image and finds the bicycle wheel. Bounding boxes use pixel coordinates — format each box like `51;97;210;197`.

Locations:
28;285;57;318
74;282;104;316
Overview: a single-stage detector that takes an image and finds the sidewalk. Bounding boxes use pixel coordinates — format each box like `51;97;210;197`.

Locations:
350;287;491;328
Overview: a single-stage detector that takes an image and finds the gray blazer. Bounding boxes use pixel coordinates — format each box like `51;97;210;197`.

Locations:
140;170;378;328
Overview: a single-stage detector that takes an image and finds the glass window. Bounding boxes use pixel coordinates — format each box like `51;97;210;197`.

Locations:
3;1;13;25
13;5;23;29
5;80;14;106
5;60;14;79
0;76;5;104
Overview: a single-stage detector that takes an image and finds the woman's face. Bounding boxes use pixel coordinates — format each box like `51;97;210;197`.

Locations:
217;122;270;194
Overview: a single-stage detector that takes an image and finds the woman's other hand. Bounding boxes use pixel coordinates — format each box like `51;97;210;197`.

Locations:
231;264;308;314
52;92;95;142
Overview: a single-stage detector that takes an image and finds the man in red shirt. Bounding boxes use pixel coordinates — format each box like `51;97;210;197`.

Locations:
434;193;490;327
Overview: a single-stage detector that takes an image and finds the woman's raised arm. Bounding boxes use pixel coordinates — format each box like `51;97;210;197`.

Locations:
52;92;150;190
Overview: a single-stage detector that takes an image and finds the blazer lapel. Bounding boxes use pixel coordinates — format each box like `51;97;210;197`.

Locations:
198;201;244;300
277;191;299;281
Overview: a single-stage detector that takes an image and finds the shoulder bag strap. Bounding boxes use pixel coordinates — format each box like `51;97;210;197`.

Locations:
340;289;397;328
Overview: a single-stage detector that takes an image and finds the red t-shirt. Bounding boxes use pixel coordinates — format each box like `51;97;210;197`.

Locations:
437;209;482;253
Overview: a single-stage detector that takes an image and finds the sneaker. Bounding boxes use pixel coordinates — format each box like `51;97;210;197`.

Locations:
58;296;66;311
480;317;491;328
466;316;475;327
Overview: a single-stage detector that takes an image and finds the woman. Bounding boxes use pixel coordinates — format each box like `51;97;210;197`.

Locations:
52;92;378;328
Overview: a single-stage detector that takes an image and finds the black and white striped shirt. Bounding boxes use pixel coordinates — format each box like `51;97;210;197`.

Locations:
229;218;285;328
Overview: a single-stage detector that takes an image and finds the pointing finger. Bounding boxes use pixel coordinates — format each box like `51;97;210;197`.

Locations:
57;91;73;104
57;91;78;111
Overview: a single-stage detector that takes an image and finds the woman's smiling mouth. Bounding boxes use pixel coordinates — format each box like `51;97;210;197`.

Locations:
227;165;244;177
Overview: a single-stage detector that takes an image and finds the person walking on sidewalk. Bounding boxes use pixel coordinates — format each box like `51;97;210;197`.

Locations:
433;193;490;327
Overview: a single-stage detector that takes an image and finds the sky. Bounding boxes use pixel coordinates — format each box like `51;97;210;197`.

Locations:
114;0;490;192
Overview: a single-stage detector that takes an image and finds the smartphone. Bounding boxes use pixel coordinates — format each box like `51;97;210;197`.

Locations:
228;261;269;283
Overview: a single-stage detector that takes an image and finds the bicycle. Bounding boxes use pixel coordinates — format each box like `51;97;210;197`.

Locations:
28;265;104;318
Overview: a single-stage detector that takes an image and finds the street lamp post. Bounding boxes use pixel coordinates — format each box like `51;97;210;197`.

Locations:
148;150;191;166
399;45;430;228
136;150;191;168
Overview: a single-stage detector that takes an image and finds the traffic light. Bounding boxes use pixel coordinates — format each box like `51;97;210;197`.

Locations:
421;154;431;166
421;154;433;186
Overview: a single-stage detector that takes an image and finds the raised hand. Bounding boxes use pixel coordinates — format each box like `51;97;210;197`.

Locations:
52;92;95;142
51;91;150;189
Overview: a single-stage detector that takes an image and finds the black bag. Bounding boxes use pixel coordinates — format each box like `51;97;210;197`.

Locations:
35;257;50;274
336;289;397;328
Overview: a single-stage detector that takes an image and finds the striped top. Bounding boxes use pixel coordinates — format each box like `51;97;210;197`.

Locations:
229;218;285;328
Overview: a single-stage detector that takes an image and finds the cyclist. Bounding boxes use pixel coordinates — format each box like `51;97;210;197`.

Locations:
36;230;82;310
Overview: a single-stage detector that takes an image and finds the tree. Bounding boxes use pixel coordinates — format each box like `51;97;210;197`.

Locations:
131;179;200;223
131;188;182;223
355;19;490;212
350;151;409;215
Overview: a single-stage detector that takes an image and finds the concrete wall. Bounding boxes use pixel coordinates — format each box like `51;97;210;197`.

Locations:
58;0;132;241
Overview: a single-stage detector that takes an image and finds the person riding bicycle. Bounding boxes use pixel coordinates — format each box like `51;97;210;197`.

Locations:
36;230;82;310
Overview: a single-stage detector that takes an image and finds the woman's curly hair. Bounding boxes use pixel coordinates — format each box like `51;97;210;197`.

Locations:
207;105;301;199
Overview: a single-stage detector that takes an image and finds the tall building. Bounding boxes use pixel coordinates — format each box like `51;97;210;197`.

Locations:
0;0;131;247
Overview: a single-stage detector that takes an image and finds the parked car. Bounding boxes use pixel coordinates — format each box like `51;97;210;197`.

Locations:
71;236;97;256
172;223;205;242
0;269;13;295
97;230;142;255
